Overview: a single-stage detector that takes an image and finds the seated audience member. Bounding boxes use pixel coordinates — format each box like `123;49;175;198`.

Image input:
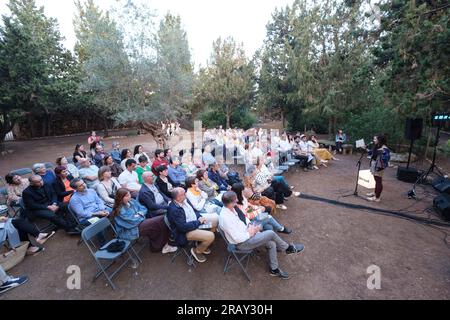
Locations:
208;163;230;192
69;178;110;225
93;144;107;168
217;158;241;185
78;158;100;189
151;149;168;175
308;135;338;166
164;149;173;164
135;155;152;184
32;163;56;185
299;134;318;169
335;129;347;154
180;153;198;176
292;135;314;171
192;149;207;170
168;156;186;187
133;145;151;163
73;144;88;166
202;145;216;166
232;183;291;234
96;166;121;208
185;176;221;215
56;156;79;179
120;148;133;171
138;172;170;218
5;173;29;207
196;169;222;207
167;188;218;263
52;166;74;203
103;154;123;178
246;164;289;211
219;191;304;279
0;215;55;255
155;165;175;199
110;142;122;164
112;189;177;253
87;131;102;150
22;175;79;234
118;159;141;198
0;265;28;294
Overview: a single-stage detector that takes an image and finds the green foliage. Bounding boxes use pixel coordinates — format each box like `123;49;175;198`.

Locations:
343;106;404;147
0;0;82;138
193;37;256;128
200;106;256;129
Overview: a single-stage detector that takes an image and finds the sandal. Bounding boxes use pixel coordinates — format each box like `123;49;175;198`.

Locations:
27;246;45;256
37;231;56;244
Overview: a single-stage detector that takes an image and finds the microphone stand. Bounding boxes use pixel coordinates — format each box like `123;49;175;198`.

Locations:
343;148;368;198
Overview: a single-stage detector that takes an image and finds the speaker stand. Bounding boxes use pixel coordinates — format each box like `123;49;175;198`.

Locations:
409;125;444;199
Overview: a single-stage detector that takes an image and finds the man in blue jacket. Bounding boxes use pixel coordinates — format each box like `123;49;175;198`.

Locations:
138;172;170;218
208;163;230;192
22;175;80;234
166;187;216;263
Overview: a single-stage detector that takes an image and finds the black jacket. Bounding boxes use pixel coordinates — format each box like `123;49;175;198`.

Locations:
52;178;74;203
22;183;59;211
166;201;201;247
155;176;176;199
138;183;170;217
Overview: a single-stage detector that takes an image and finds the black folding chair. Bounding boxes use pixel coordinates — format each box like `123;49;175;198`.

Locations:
218;227;258;283
163;215;196;268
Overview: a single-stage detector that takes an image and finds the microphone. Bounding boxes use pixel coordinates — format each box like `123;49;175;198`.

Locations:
366;141;374;146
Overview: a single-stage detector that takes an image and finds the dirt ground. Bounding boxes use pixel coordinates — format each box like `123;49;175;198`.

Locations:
1;133;450;300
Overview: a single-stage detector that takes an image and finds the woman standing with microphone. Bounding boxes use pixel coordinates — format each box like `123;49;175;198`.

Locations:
366;134;391;202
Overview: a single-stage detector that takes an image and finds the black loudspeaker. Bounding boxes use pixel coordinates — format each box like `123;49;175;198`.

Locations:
433;193;450;221
397;166;421;183
432;177;450;194
405;118;423;140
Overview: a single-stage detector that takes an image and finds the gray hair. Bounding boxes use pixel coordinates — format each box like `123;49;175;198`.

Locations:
32;163;45;173
171;187;185;200
70;178;83;189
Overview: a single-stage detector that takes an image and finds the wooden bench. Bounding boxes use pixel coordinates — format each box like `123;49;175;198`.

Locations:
317;140;336;151
343;144;353;155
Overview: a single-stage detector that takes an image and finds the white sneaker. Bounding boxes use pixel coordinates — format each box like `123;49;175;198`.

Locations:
162;244;178;254
366;192;375;197
276;204;288;210
313;165;319;170
293;191;301;197
366;196;381;202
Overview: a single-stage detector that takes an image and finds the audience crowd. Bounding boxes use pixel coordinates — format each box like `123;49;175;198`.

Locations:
1;127;347;292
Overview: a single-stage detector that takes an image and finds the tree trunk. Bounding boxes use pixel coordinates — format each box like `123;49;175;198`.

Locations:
226;109;231;129
281;109;285;128
328;117;333;140
103;118;109;137
27;113;37;138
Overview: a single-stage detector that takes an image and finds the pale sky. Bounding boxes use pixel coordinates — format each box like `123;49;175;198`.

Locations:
0;0;295;68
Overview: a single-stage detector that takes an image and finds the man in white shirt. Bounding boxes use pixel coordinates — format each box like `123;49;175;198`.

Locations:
293;135;317;171
118;159;141;198
219;191;305;279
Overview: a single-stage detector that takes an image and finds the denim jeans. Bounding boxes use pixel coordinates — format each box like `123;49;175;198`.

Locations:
254;214;283;232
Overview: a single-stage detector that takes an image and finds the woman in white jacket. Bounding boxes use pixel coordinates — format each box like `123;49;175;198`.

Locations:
185;176;221;215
